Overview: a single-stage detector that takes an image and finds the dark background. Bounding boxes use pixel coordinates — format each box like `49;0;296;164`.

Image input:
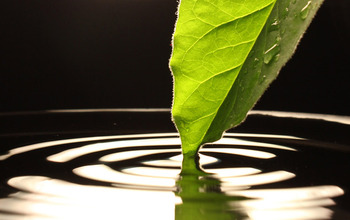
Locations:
1;0;349;115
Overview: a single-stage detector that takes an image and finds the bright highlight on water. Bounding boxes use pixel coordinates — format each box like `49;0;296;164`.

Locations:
0;132;347;219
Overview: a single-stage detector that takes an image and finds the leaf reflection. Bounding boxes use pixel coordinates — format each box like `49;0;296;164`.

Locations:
175;154;344;220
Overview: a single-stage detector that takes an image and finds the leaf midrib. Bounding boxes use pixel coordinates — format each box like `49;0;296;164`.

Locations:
194;0;277;148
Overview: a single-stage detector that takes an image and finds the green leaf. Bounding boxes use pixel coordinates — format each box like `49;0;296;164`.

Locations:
170;0;324;156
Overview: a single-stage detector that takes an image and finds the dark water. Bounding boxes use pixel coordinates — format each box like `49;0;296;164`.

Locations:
0;110;350;219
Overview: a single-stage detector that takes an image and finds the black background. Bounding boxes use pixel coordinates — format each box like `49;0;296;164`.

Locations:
1;0;349;115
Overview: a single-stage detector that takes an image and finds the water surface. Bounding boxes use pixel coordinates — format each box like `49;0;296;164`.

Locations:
0;110;349;219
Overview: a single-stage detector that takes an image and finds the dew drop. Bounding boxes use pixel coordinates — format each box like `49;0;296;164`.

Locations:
274;54;280;62
282;7;289;19
300;1;312;20
253;57;260;68
269;19;280;32
264;55;273;65
276;36;282;43
263;44;280;65
258;73;267;85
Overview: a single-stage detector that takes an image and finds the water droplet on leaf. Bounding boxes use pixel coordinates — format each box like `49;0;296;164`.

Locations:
259;74;267;84
269;19;280;32
253;58;260;68
282;8;289;19
263;44;280;64
274;54;280;62
300;1;312;20
276;36;282;43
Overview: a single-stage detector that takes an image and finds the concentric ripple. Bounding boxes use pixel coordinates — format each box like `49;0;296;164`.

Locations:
0;132;347;220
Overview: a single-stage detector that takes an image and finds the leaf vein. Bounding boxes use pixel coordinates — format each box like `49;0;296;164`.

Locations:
180;2;276;65
188;112;216;125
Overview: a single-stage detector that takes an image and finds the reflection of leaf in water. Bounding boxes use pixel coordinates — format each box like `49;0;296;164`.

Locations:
170;0;324;156
175;155;245;220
